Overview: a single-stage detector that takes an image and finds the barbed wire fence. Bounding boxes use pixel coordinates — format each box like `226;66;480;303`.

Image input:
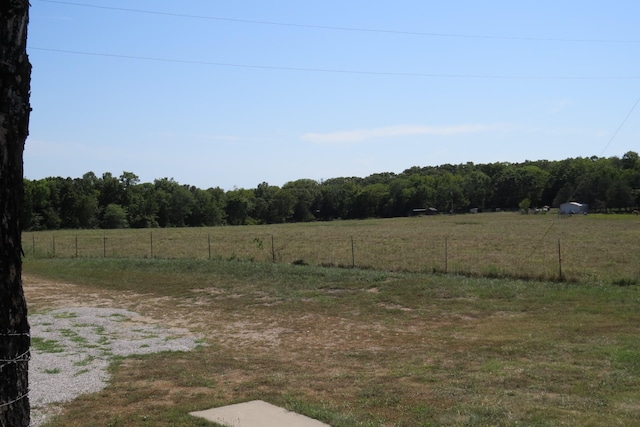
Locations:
22;230;640;284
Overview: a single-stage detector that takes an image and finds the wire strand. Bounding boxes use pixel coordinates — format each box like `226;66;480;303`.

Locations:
28;47;640;80
526;94;640;260
34;0;640;44
0;390;30;409
598;95;640;157
0;349;31;365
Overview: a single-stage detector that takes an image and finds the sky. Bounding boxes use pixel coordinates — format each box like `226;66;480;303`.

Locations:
25;0;640;190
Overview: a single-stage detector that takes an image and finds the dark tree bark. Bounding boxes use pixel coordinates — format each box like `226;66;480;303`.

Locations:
0;1;31;426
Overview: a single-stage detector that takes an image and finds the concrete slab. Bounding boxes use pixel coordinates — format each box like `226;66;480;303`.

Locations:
190;400;331;427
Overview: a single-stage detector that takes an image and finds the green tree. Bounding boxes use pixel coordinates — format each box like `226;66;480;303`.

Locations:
225;189;253;225
545;157;593;207
23;178;54;230
253;183;295;223
169;185;196;227
493;165;549;209
354;183;391;218
434;172;467;212
621;151;639;170
153;178;196;227
98;172;124;208
318;177;361;220
269;187;296;223
101;203;129;229
206;187;227;225
519;198;531;214
118;171;139;208
187;186;225;226
250;183;279;223
387;174;436;216
128;182;158;228
283;179;321;222
463;170;492;209
606;179;633;211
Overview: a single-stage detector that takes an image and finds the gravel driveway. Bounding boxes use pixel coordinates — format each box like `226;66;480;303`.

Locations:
29;307;201;427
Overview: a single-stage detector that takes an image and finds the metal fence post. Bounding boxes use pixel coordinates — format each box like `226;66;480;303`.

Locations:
351;236;355;268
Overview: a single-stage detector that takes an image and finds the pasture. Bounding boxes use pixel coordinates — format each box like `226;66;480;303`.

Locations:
22;213;640;426
23;212;640;284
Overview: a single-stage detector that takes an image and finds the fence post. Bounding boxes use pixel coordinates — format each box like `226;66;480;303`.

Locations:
75;236;78;258
271;235;276;263
52;235;55;258
351;236;355;268
150;232;154;258
103;233;107;258
558;239;563;281
208;234;211;260
32;234;35;257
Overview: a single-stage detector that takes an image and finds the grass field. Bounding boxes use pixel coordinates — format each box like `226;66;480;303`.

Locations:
24;254;640;426
23;212;640;284
22;214;640;426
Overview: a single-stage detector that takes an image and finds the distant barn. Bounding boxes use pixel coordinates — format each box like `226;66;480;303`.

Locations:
559;202;589;215
411;207;438;216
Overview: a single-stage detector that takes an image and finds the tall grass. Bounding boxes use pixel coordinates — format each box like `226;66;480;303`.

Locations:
23;213;640;284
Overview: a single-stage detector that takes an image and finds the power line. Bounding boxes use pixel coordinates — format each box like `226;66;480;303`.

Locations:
598;95;640;157
527;93;640;260
28;47;640;80
35;0;640;44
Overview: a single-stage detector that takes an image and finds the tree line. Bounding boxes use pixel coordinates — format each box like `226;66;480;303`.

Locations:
23;152;640;230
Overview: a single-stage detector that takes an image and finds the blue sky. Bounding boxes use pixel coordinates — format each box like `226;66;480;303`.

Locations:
25;0;640;190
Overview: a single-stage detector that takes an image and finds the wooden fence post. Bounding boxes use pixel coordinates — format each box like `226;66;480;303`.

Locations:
558;239;563;281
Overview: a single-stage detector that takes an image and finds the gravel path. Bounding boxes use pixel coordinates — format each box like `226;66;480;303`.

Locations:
29;307;201;427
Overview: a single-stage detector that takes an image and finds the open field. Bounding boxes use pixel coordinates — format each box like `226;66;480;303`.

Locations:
24;252;640;426
23;212;640;284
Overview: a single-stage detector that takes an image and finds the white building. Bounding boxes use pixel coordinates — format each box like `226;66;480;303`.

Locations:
559;201;589;215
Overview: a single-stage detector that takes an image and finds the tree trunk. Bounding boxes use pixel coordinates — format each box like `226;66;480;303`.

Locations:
0;1;31;426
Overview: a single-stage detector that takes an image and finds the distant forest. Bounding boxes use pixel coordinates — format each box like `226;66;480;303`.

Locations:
23;152;640;230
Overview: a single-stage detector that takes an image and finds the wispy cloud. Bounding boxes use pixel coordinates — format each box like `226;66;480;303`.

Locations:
301;124;505;144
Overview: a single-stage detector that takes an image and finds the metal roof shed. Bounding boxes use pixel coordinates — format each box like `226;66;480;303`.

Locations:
559;202;589;215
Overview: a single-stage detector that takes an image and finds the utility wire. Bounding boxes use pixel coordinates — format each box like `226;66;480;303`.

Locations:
598;95;640;157
526;94;640;260
28;47;640;80
35;0;640;44
564;94;640;203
